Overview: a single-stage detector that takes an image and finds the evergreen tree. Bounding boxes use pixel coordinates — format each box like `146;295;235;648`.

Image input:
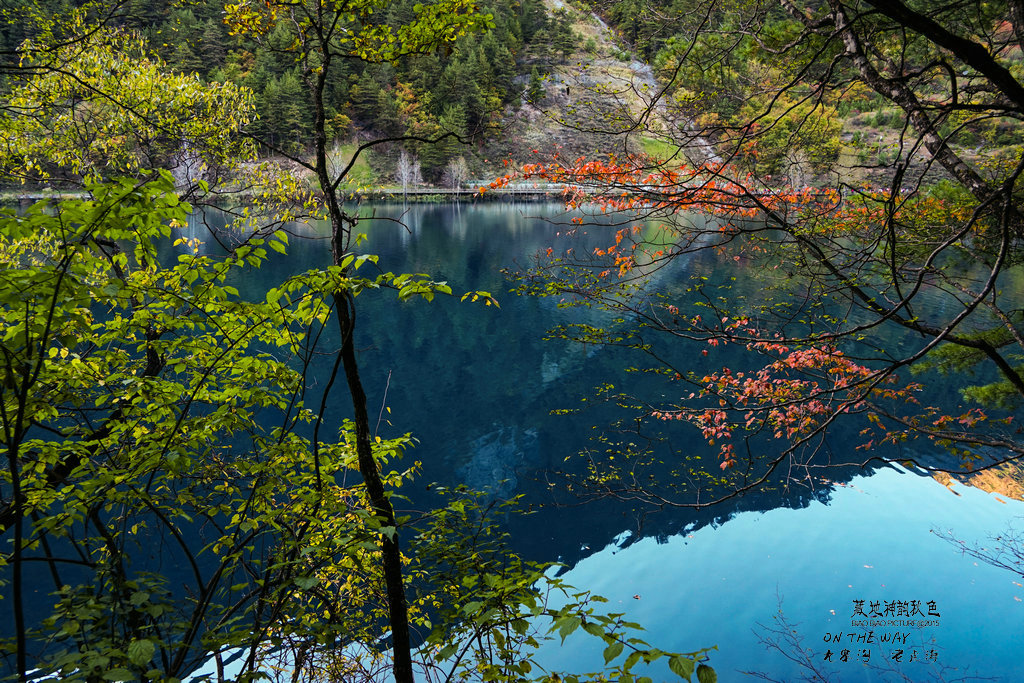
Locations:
198;18;227;71
374;88;403;138
520;0;549;42
349;73;383;123
528;66;544;103
171;41;205;75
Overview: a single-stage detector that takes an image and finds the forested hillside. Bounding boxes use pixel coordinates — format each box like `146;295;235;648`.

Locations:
5;0;1021;189
585;0;1024;186
0;0;603;186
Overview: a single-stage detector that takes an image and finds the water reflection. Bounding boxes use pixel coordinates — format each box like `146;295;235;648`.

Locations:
180;203;1007;554
187;202;1023;679
541;466;1024;682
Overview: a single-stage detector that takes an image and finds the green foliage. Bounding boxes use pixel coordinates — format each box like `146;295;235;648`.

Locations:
0;174;398;679
737;94;842;175
1;175;677;683
0;21;255;185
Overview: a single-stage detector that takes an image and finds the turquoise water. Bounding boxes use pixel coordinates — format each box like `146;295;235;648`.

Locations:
190;202;1024;681
543;465;1024;681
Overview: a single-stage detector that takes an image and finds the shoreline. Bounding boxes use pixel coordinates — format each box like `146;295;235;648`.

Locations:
0;185;569;205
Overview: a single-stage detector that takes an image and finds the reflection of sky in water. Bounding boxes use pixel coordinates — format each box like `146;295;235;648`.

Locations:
542;465;1024;682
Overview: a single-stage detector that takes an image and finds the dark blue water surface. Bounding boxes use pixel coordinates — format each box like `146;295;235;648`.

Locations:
182;202;1024;682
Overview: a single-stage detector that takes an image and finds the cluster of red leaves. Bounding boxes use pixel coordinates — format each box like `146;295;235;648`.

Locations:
484;156;841;220
484;156;852;278
648;317;923;469
482;155;977;279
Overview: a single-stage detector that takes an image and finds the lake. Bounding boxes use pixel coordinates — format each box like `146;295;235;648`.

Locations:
186;201;1024;682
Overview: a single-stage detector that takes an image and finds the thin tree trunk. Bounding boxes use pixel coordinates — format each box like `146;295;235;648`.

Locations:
333;291;414;683
308;34;414;679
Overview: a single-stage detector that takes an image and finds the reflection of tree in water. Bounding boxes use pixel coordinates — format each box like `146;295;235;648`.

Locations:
458;426;539;499
934;519;1024;582
346;207;942;566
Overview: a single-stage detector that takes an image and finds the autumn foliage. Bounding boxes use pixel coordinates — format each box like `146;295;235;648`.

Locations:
486;153;1020;484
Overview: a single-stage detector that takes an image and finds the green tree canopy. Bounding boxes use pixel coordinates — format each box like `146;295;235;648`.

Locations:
0;21;254;188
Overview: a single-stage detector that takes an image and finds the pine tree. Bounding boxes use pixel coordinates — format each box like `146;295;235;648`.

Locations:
528;66;544;103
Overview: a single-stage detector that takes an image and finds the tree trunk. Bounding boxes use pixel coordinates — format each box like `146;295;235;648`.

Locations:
311;45;415;681
333;291;414;683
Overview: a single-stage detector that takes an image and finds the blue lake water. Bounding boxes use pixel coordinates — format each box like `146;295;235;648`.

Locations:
543;466;1024;681
186;201;1024;681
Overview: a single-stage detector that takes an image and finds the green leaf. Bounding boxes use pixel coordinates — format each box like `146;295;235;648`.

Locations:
462;600;484;616
436;643;459;661
603;641;624;664
127;639;155;667
696;664;717;683
294;576;320;590
556;615;581;642
669;655;695;679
